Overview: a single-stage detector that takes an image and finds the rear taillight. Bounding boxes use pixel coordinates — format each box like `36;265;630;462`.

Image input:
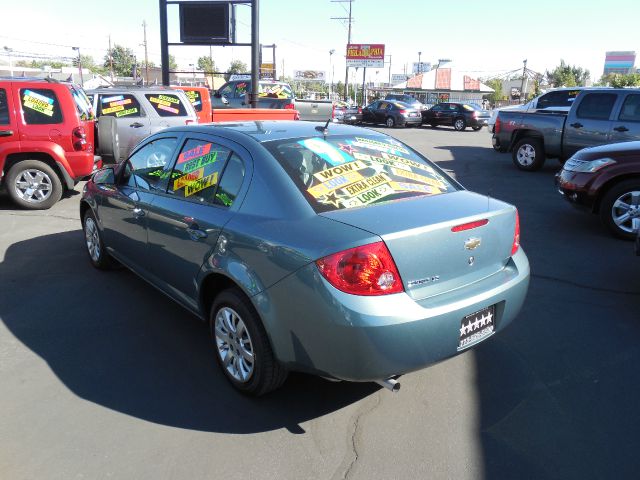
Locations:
316;241;404;296
398;109;407;114
332;104;336;118
294;111;300;121
511;210;520;255
72;126;87;151
284;103;295;110
495;116;501;134
357;107;362;114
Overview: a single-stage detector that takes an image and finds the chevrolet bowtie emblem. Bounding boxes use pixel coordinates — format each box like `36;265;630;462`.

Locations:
464;237;481;250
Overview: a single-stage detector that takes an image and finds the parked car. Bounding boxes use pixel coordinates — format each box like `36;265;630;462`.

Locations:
212;80;295;110
87;87;198;163
331;101;363;124
385;94;426;111
80;120;529;395
493;88;640;171
422;102;490;131
556;140;640;239
488;87;586;140
171;85;212;124
361;100;422;127
0;77;100;209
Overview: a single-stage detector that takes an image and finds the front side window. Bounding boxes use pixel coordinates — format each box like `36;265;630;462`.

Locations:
576;93;617;120
219;83;234;97
168;139;231;203
618;94;640;122
99;94;141;118
125;137;178;192
20;88;63;124
144;93;188;117
265;134;457;213
235;82;249;98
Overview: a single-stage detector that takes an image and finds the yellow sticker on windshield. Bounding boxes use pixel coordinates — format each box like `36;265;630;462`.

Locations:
391;168;446;189
173;168;204;190
344;173;391;197
115;107;138;117
341;183;395;208
23;90;55;117
307;170;364;198
184;171;218;197
313;160;367;182
381;153;435;173
102;105;124;114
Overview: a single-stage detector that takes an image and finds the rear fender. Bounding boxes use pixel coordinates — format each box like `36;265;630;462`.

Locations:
509;129;543;152
1;141;72;188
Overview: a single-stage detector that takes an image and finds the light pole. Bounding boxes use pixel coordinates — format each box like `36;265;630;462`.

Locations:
418;51;422;74
329;49;335;98
72;47;83;85
4;46;14;77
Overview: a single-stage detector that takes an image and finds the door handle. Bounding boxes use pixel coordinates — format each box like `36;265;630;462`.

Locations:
129;122;144;128
614;125;629;132
186;223;208;241
570;122;583;128
132;207;145;218
0;130;13;137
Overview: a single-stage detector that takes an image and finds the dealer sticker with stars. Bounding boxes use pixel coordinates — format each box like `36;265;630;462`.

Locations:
457;305;496;350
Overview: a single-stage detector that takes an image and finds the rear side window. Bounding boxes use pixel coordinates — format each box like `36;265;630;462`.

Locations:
576;93;617;120
264;134;457;213
99;94;141;118
0;89;9;125
618;94;640;122
20;88;63;124
537;90;580;109
144;93;188;117
168;139;231;203
215;154;245;207
183;89;203;112
71;86;94;120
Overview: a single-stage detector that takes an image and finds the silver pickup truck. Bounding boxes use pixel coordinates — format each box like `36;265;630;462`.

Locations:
493;88;640;171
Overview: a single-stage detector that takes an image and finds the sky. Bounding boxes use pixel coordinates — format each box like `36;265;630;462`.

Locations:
1;0;639;83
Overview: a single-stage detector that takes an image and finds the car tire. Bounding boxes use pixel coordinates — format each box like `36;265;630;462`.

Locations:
599;180;640;240
472;126;482;131
385;117;395;128
512;137;545;171
82;209;114;269
6;160;63;210
454;118;467;131
97;116;120;163
210;289;288;396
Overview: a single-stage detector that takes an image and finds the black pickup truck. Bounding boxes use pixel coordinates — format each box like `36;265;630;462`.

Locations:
492;88;640;171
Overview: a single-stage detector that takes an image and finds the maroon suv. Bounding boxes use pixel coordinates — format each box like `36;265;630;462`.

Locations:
556;141;640;239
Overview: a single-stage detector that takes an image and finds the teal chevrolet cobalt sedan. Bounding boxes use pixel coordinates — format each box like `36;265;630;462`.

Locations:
80;121;530;395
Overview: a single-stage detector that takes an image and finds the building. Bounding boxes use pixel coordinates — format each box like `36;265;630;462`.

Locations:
603;51;636;76
389;67;493;106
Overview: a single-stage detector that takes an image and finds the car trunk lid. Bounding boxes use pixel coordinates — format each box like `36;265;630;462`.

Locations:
320;191;517;300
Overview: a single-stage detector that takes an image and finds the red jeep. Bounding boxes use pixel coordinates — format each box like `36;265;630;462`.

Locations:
0;78;101;209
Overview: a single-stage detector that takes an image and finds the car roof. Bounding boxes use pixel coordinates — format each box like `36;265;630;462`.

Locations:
156;121;387;144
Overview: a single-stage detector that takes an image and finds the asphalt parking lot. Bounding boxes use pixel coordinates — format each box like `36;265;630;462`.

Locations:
1;125;639;480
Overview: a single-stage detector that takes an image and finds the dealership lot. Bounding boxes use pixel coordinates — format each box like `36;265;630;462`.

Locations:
1;126;639;479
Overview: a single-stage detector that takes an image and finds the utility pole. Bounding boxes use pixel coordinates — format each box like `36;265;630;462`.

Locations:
520;59;527;103
387;54;392;85
108;35;114;81
72;47;83;86
331;0;354;102
142;20;149;86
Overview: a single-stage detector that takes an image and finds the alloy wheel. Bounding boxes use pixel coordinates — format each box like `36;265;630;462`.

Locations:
611;190;640;234
14;169;53;203
84;216;101;262
214;307;255;383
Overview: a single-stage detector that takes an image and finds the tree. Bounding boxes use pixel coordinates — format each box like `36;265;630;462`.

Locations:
546;60;590;87
598;73;640;87
225;60;248;80
334;81;345;99
104;44;136;77
197;56;217;73
168;54;178;71
485;78;505;104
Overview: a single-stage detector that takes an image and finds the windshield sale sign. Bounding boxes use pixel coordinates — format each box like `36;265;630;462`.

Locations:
346;44;385;68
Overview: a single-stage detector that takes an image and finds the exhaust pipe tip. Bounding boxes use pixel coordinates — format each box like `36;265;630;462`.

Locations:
375;378;401;393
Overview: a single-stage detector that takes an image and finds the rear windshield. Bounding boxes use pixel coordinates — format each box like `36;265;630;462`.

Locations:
183;89;203;112
144;93;189;117
264;134;456;213
259;83;293;99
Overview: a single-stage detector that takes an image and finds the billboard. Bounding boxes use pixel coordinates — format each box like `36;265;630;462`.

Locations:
391;73;408;84
294;70;326;81
260;63;275;79
604;51;636;75
179;3;232;44
346;44;385;68
412;62;431;74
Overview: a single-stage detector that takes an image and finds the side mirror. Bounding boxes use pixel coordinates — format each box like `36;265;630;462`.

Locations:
93;167;115;185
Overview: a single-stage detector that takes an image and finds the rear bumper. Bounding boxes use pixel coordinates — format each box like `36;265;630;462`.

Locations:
261;249;530;381
401;116;422;126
